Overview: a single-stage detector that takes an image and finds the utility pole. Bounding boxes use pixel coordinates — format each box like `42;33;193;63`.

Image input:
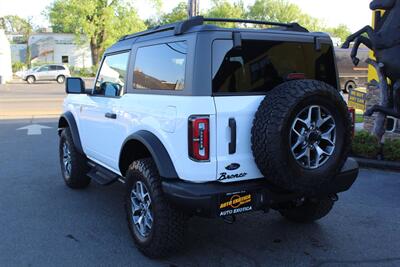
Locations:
188;0;200;18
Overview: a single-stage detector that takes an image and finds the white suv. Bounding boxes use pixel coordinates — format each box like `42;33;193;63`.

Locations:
23;64;70;84
58;17;359;258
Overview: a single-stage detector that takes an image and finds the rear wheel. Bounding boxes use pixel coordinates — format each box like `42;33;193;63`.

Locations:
279;197;335;223
251;80;351;194
343;80;356;94
125;158;187;258
26;76;35;84
57;75;65;84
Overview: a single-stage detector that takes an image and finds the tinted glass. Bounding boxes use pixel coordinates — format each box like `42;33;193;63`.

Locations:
66;78;84;94
212;40;337;94
133;42;187;91
49;65;58;71
57;65;65;70
94;52;130;97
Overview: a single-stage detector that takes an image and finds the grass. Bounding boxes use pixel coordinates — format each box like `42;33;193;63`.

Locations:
355;110;365;123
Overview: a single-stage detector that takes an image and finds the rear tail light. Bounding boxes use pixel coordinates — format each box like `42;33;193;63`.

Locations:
188;115;210;161
348;107;356;137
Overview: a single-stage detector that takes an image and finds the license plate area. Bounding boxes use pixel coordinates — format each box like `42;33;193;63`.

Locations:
218;191;254;217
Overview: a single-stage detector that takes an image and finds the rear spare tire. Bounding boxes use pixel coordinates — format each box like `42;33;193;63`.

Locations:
251;80;351;194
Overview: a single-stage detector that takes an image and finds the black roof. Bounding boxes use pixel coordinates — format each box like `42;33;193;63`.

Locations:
106;16;329;54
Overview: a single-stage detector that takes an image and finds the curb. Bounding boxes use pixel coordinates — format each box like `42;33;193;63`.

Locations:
353;157;400;172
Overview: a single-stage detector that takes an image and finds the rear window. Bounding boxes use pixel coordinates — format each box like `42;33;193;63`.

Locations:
133;41;187;91
212;40;337;94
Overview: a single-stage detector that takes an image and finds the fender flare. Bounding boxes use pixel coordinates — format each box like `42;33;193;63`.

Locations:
58;111;84;155
121;131;178;179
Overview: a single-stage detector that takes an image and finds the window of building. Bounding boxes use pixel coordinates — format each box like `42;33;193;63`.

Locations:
133;41;187;91
94;52;130;97
62;56;69;63
212;40;337;94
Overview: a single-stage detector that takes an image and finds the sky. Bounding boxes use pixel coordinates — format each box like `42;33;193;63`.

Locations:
0;0;372;32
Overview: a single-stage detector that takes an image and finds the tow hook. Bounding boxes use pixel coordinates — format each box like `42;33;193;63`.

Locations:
330;194;339;202
222;215;236;224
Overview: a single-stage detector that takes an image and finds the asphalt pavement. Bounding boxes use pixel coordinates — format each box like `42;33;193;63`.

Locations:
0;118;400;267
1;81;400;267
0;79;94;120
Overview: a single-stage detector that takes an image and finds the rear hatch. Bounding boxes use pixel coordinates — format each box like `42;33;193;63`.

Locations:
212;36;337;183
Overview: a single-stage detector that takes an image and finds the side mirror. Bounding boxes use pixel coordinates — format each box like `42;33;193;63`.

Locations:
66;77;85;94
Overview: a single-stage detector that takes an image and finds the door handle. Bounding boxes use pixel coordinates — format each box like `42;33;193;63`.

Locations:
105;112;117;119
229;118;236;154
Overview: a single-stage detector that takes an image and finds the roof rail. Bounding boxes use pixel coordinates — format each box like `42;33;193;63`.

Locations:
119;23;177;41
119;16;308;41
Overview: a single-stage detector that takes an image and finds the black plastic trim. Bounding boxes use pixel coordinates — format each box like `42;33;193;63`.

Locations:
58;112;84;155
121;131;178;179
229;118;237;154
162;158;359;217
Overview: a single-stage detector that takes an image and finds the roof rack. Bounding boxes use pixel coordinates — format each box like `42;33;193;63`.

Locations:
174;16;308;35
119;16;308;41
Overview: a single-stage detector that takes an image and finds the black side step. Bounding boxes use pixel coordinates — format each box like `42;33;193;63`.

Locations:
87;161;121;186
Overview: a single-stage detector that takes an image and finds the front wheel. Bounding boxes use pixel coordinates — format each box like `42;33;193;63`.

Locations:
278;197;335;223
125;158;187;258
59;128;90;189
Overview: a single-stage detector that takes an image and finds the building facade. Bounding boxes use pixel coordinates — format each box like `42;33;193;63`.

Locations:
0;29;12;84
28;33;92;69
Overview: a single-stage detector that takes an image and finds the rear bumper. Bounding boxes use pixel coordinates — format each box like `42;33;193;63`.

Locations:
162;158;359;218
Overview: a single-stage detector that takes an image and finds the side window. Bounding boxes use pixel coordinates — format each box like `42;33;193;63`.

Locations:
94;52;130;97
133;41;187;91
49;65;58;71
39;66;49;72
57;65;65;70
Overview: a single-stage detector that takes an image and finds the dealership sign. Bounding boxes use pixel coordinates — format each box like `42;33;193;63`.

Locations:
348;88;367;111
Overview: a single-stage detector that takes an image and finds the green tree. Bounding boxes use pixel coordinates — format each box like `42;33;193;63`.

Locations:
159;2;188;25
247;0;321;30
145;2;188;28
206;0;245;27
0;15;33;67
47;0;146;65
324;24;351;43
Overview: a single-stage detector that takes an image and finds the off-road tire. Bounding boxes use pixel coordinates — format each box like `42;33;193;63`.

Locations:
59;128;90;189
26;76;35;84
57;75;66;84
279;197;334;223
251;80;352;194
125;158;187;258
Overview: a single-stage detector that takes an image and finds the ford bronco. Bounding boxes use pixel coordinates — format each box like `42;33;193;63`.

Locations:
58;16;359;258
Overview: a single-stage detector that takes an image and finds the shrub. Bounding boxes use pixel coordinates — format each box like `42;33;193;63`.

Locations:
383;139;400;162
71;67;96;77
12;62;26;73
352;130;380;159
